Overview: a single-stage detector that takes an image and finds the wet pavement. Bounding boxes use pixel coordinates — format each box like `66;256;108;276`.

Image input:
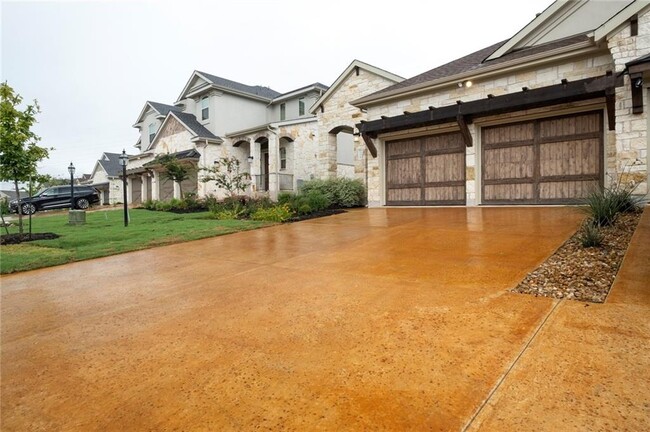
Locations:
1;207;648;431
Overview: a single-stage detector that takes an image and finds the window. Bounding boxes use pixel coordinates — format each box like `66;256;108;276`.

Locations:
280;103;286;121
201;96;209;120
280;147;287;170
148;123;156;143
299;97;305;116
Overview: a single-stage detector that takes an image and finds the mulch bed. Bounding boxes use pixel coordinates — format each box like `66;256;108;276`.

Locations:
1;232;60;245
512;211;642;303
289;209;346;222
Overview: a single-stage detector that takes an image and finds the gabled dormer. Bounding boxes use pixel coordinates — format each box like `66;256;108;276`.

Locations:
486;0;636;61
268;83;329;123
132;101;183;150
175;71;282;136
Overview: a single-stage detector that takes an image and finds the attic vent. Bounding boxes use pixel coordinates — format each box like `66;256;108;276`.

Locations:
631;15;638;37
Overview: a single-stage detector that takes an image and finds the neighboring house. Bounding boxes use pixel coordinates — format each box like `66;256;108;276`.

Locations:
126;64;401;203
82;152;130;205
0;190;18;211
353;0;650;207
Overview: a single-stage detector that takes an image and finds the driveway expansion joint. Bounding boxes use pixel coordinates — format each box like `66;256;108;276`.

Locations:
462;299;564;431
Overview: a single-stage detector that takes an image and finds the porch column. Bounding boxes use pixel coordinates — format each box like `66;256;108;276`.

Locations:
251;139;261;193
268;133;279;200
126;176;133;204
141;174;149;202
151;171;160;200
173;181;181;199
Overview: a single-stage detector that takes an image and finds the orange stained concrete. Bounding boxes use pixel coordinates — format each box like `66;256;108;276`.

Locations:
467;208;650;432
0;206;646;431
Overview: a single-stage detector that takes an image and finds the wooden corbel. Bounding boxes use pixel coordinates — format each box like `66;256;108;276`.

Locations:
456;114;473;147
362;133;378;158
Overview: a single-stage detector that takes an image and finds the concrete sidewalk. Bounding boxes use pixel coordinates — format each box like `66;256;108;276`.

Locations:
1;207;648;431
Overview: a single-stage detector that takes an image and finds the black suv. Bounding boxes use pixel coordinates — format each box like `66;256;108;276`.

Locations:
10;186;101;215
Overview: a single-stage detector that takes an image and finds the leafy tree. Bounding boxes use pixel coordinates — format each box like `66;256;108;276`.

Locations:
0;82;50;234
31;173;69;191
201;156;251;197
155;154;193;199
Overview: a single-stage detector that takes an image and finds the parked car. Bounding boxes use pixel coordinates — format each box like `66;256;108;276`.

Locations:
10;186;101;215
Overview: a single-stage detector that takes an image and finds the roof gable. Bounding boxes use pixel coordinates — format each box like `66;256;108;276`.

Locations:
133;101;182;127
176;70;281;103
97;152;126;177
147;111;222;151
309;60;404;114
487;0;634;61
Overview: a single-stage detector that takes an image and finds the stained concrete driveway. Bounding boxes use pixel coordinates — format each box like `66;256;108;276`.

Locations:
1;207;648;431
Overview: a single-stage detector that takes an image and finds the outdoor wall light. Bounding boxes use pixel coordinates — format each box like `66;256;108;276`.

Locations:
633;76;644;88
458;80;473;88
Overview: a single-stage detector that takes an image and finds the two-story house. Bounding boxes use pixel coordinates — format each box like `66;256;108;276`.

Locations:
126;71;328;202
124;59;405;204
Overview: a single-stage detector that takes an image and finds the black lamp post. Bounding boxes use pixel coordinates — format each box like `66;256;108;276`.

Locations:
68;162;75;209
118;149;129;227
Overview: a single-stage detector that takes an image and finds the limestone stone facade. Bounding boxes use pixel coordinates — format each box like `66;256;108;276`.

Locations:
313;61;403;199
357;6;650;206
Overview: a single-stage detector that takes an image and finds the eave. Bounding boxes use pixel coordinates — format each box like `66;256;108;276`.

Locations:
352;41;601;108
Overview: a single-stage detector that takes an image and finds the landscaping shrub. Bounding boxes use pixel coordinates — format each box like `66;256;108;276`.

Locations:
300;178;365;208
578;221;603;248
141;196;207;213
251;204;293;222
582;179;643;227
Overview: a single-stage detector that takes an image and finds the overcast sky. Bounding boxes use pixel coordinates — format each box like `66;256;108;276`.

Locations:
1;0;553;181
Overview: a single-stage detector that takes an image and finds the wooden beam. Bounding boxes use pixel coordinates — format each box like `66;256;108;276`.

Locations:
457;114;473;147
356;74;624;136
362;133;378;158
605;87;616;130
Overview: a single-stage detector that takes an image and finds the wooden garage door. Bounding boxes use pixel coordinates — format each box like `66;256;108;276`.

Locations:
482;111;603;204
386;132;465;205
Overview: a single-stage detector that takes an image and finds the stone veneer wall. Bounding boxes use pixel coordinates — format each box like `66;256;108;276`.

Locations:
607;8;650;195
363;11;650;205
316;68;401;198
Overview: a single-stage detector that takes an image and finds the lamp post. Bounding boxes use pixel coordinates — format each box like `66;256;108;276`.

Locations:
118;149;129;227
68;162;75;209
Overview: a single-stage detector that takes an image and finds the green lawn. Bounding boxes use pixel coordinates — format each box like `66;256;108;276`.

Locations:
0;209;272;274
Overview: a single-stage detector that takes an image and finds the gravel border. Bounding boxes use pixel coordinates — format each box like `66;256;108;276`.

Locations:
512;211;642;303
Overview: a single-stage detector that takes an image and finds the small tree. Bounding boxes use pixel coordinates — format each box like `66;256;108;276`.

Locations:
0;82;50;234
201;156;251;197
155;154;194;199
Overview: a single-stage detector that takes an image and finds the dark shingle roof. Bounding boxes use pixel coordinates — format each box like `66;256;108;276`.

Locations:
197;71;282;100
0;190;19;200
148;101;183;116
143;149;201;167
272;82;329;100
98;153;128;177
172;112;222;141
367;33;592;99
